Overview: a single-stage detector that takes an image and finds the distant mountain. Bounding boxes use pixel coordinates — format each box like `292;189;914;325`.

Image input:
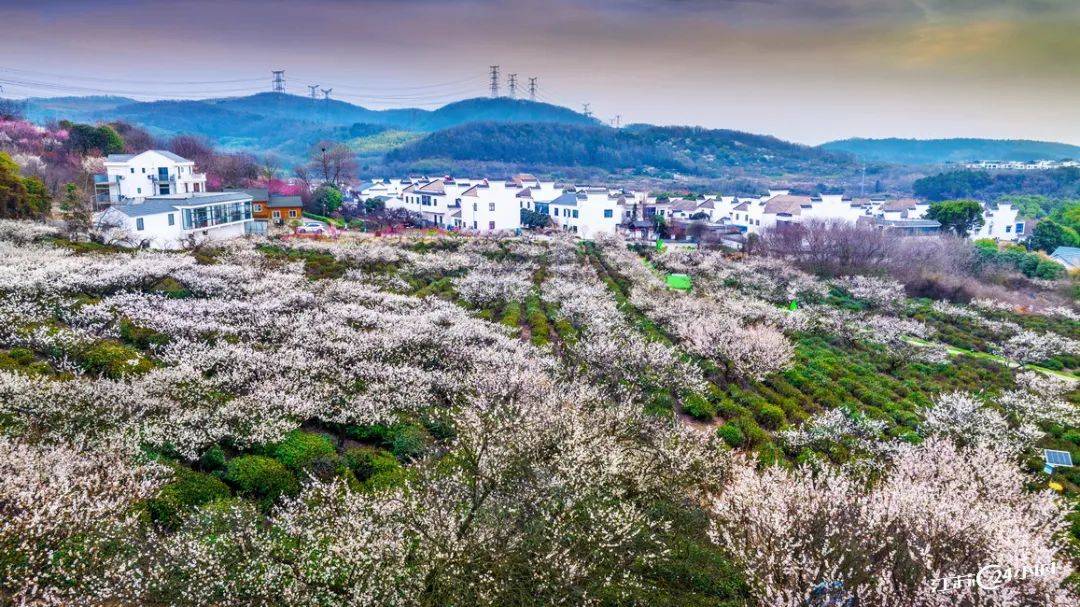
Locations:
820;137;1080;165
384;122;855;179
23;95;136;122
13;93;602;165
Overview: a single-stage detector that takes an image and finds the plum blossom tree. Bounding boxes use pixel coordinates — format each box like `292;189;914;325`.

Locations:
709;438;1075;607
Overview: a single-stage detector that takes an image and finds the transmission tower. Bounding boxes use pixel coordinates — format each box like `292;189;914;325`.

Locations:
582;103;592;118
489;65;500;98
613;114;621;128
528;77;537;101
308;85;319;100
271;70;286;93
321;88;333;101
507;74;518;99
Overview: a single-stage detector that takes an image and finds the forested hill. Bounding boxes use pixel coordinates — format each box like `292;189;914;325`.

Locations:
384;122;857;178
820;137;1080;165
21;93;600;134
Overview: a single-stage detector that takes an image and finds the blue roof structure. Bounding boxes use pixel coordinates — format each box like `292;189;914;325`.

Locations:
1050;247;1080;268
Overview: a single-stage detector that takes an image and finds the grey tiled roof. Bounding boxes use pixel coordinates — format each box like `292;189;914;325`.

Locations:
111;192;254;217
267;195;302;208
109;198;182;217
549;192;578;207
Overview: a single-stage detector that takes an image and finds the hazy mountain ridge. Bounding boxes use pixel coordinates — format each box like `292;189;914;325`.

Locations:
821;137;1080;165
384;122;856;179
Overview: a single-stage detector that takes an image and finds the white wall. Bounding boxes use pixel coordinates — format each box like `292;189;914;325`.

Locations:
103;151;206;202
975;203;1025;241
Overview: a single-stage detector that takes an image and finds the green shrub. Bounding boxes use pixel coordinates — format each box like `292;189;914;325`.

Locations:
224;455;299;504
755;404;787;430
344;446;405;489
646;391;676;416
682;393;717;421
716;423;744;448
500;300;522;328
119;318;169;351
148;467;231;530
0;348;51;376
271;430;336;471
198;445;226;471
390;425;430;461
77;340;153;378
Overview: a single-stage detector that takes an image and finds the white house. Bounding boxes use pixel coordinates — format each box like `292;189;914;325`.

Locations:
387;177;524;232
95;191;255;250
94;150;207;205
974;201;1026;241
548;188;624;238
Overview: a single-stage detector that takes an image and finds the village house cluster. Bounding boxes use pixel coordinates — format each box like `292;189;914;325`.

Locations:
358;174;1029;245
89;151;1030;250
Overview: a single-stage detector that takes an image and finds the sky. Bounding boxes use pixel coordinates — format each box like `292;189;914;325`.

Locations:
2;0;1079;145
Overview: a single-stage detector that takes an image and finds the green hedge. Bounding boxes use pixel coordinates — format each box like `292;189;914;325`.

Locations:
224;455;299;505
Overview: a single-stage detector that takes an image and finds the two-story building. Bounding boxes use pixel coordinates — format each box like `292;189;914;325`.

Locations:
94;150;207;206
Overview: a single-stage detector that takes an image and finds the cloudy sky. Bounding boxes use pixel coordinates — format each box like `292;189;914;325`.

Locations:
2;0;1078;144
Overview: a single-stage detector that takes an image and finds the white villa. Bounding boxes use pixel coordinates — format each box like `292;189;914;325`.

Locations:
94;150;207;205
92;151;255;249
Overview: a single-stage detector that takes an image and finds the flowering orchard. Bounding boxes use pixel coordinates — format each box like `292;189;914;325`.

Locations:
0;220;1077;606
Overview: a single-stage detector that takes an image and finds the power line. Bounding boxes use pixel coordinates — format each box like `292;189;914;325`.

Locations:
507;74;517;99
0;65;265;86
271;70;285;93
489;65;500;98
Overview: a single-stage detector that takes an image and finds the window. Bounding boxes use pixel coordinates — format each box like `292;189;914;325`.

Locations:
130;168;135;174
136;218;144;231
473;202;478;211
167;213;175;226
551;208;557;216
141;168;146;173
289;210;297;218
254;204;262;212
472;221;478;229
272;210;281;219
572;210;579;218
603;209;613;218
488;221;495;230
1016;223;1025;234
137;187;142;194
1005;225;1012;233
488;202;495;211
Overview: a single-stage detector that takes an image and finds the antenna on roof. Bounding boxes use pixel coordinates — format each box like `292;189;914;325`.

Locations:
321;88;332;101
308;85;319;100
489;65;500;98
271;70;286;93
528;77;537;101
507;74;518;99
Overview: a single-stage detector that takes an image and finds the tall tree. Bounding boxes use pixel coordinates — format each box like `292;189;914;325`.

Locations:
1026;220;1079;253
925;199;985;237
0;152;33;219
307;141;357;186
60;183;92;239
63;123;125;155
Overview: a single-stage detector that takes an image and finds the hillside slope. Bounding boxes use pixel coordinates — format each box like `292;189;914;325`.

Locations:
385;122;856;178
820;137;1080;165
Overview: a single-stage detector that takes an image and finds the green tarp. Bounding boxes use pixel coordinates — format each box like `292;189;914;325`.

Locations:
666;273;692;291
